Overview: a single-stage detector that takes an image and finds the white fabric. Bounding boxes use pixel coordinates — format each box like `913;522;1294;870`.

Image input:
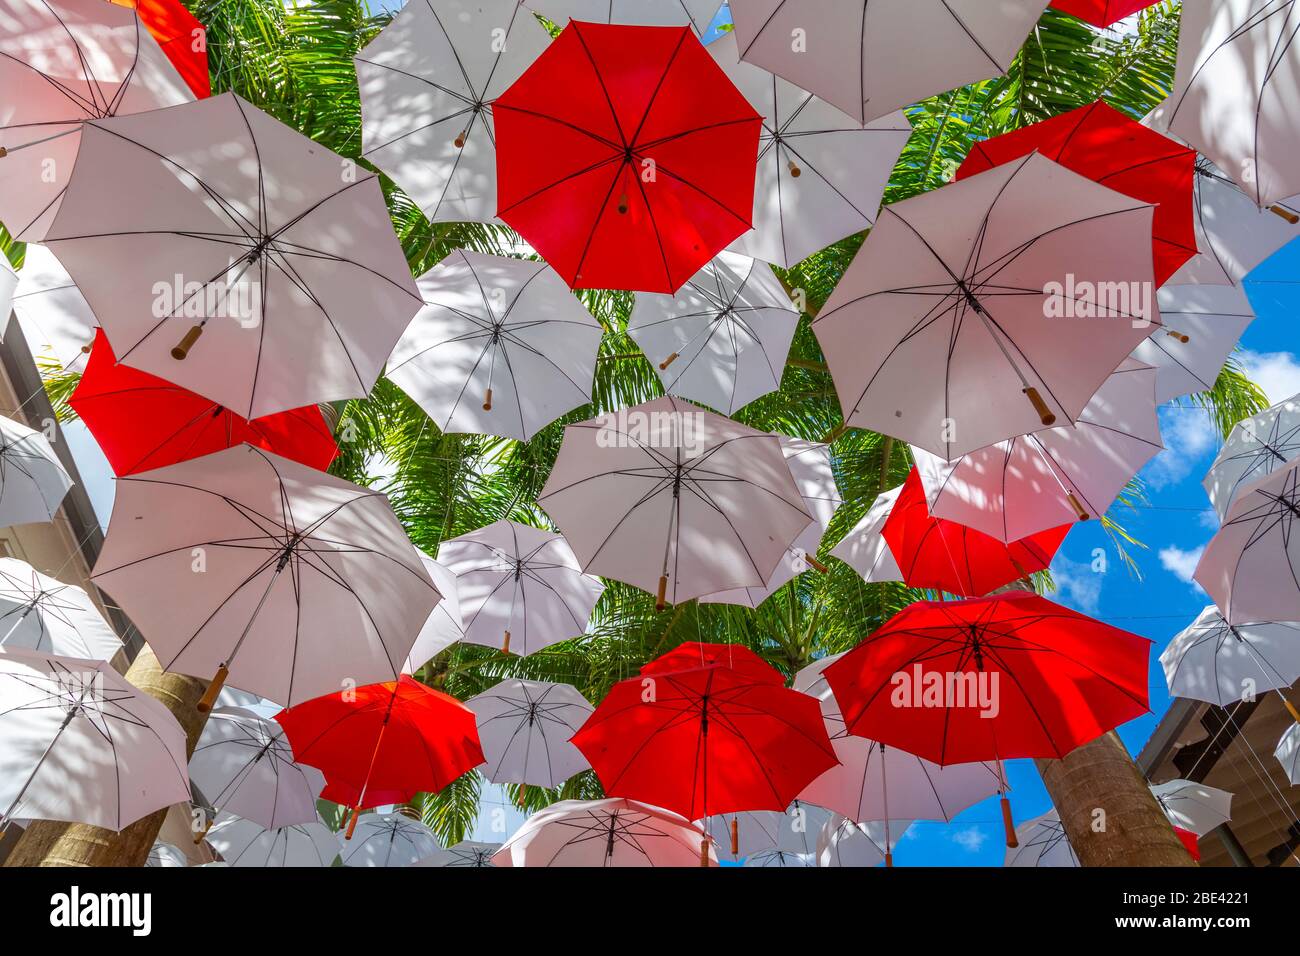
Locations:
1160;605;1300;707
828;486;903;583
527;0;721;32
0;557;120;660
206;812;340;867
494;797;716;866
1006;810;1079;867
1204;392;1300;521
414;840;501;867
817;814;911;867
145;842;188;868
0;256;16;336
743;848;814;867
1133;284;1254;403
402;552;464;673
1275;723;1300;786
0;414;74;527
701;801;832;862
341;812;441;867
1150;779;1233;837
8;245;96;373
466;678;593;788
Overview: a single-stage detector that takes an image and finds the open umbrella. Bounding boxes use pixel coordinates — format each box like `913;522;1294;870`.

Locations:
628;252;799;415
1050;0;1159;27
8;245;96;374
1006;810;1079;867
812;152;1160;459
1275;723;1300;785
0;257;15;333
91;444;439;709
1204;393;1300;522
527;0;722;32
341;812;441;867
466;679;592;788
728;0;1050;125
0;0;193;241
385;250;603;442
437;520;603;656
403;552;464;674
539;396;811;608
817;814;911;868
0;557;121;660
204;812;340;867
109;0;210;97
145;841;187;867
43;92;423;419
1150;779;1233;836
829;486;904;585
702;800;832;862
493;21;762;292
415;841;501;867
1160;606;1300;712
744;848;813;867
1133;285;1254;404
0;414;74;527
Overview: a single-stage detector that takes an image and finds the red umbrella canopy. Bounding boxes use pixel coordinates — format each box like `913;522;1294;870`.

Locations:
275;675;484;812
572;643;836;819
71;330;338;476
824;592;1151;765
957;99;1195;285
1050;0;1159;29
110;0;211;98
881;468;1071;598
493;21;761;293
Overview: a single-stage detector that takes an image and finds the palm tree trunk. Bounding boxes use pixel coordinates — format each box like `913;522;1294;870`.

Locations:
3;646;209;868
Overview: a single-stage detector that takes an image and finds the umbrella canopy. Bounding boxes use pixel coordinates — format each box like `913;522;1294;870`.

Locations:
145;841;188;867
341;812;441;867
0;648;189;832
414;840;501;867
1006;810;1079;867
527;0;722;32
829;486;904;585
466;679;593;788
205;812;339;867
1275;723;1300;786
702;800;832;862
744;848;814;867
493;21;762;292
0;558;121;660
403;552;464;674
1134;285;1254;404
628;252;799;415
812;152;1160;459
817;814;911;868
1160;605;1300;708
0;257;14;334
8;245;96;374
1204;393;1300;521
0;0;193;241
0;414;74;527
91;444;439;708
1150;779;1233;836
825;592;1151;764
72;330;338;476
437;520;603;656
728;0;1049;125
386;250;603;442
910;359;1162;542
355;0;550;225
109;0;210;97
43;92;423;420
707;33;912;269
539;396;811;607
1050;0;1158;27
492;797;717;867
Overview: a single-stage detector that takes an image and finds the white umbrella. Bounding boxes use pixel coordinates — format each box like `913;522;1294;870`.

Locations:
0;255;15;330
910;359;1162;542
43;92;423;420
1150;779;1233;837
145;842;187;868
0;557;121;660
0;415;74;528
205;812;340;867
702;800;832;862
1160;605;1300;709
729;0;1049;125
355;0;550;224
708;33;912;268
1204;394;1300;522
0;0;193;241
414;840;501;867
91;444;439;709
528;0;721;32
0;648;189;832
7;245;96;374
1275;723;1300;786
437;520;603;656
628;252;799;415
403;552;464;674
812;152;1160;459
466;678;593;788
1134;284;1254;404
744;848;814;867
817;814;911;868
539;395;811;608
386;250;603;441
341;812;441;868
1006;810;1079;867
828;486;903;584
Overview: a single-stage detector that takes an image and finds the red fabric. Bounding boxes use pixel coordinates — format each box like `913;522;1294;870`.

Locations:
640;642;784;685
957;99;1195;285
493;21;761;293
71;330;338;475
111;0;211;98
572;643;836;819
1173;826;1201;861
275;676;484;811
881;468;1070;598
1050;0;1159;28
824;592;1151;764
319;781;417;809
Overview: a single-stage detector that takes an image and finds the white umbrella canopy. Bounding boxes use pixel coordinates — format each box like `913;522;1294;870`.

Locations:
817;814;912;868
1204;393;1300;522
386;250;603;441
91;444;439;708
527;0;721;32
1006;810;1079;867
205;812;340;867
0;648;190;832
1275;723;1300;786
0;256;15;332
0;414;74;528
627;251;800;415
466;678;593;788
702;800;833;862
341;812;441;867
437;520;602;656
1150;779;1233;837
0;557;121;661
1159;605;1300;708
42;92;423;420
744;848;814;867
403;552;464;674
706;33;912;269
414;840;501;867
7;245;96;374
145;842;188;868
539;396;811;607
910;359;1162;542
1134;284;1254;404
728;0;1049;125
0;0;193;241
812;152;1160;460
828;486;903;584
355;0;550;225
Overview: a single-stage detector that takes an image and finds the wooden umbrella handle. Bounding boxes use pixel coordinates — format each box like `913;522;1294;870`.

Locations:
1001;796;1018;849
655;575;668;611
483;388;493;411
1023;386;1056;426
805;554;829;574
1269;204;1300;224
502;630;511;655
730;818;739;856
699;837;711;867
659;352;679;370
1066;491;1090;522
344;806;360;840
196;664;229;714
172;324;204;360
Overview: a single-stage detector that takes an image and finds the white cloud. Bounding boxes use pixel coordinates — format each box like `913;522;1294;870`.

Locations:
1144;407;1219;490
1238;350;1300;405
950;827;988;853
1159;545;1206;593
1050;554;1103;615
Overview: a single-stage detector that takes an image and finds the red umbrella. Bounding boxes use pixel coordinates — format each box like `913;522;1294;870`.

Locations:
275;675;484;837
641;642;784;685
111;0;211;98
493;21;761;293
1050;1;1159;28
71;330;338;476
1173;826;1200;862
957;99;1195;286
881;468;1071;598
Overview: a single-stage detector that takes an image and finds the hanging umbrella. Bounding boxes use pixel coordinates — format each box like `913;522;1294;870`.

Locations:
341;812;441;867
145;841;188;867
437;520;603;656
42;92;423;419
1275;723;1300;786
1006;810;1079;867
355;0;550;225
385;250;603;442
0;257;15;331
701;800;833;862
493;21;762;293
1050;0;1159;27
0;0;193;241
0;415;74;527
527;0;722;32
492;797;718;867
415;841;501;867
0;648;190;832
71;330;339;476
109;0;210;97
728;0;1049;125
1133;285;1254;404
812;152;1160;459
817;814;912;868
829;486;904;585
91;444;440;709
744;848;814;867
403;552;464;674
628;252;799;415
8;245;97;374
1160;606;1300;710
205;812;339;867
0;557;121;660
910;359;1161;542
539;396;811;608
1203;393;1300;522
466;679;593;788
1150;779;1233;837
707;33;912;269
